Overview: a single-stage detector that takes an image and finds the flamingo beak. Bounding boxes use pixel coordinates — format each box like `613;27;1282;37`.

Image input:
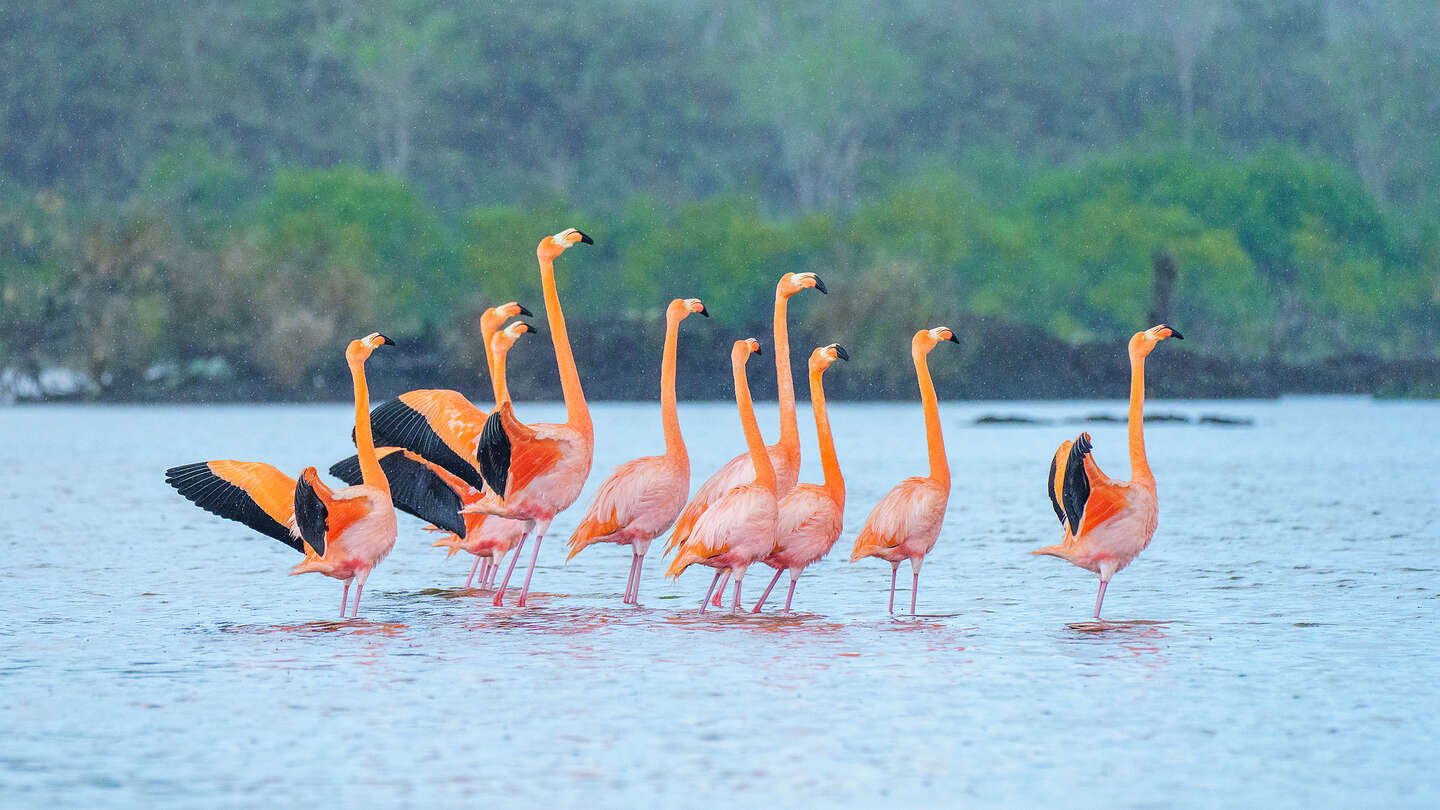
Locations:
945;334;959;344
525;324;542;336
379;334;396;346
576;231;594;245
698;305;710;318
516;304;534;317
812;275;828;294
1169;328;1184;340
833;344;850;361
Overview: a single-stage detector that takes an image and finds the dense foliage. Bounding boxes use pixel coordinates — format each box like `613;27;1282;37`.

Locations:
1;0;1436;398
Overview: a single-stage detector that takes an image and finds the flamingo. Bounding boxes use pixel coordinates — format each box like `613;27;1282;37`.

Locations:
165;333;459;617
665;271;826;603
331;320;538;589
665;339;779;612
565;298;709;604
752;343;849;613
849;327;958;615
1034;324;1183;620
458;228;596;607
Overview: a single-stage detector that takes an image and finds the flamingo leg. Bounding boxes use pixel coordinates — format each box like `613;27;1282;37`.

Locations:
631;551;647;604
492;533;530;606
711;571;731;608
514;520;551;607
783;575;799;612
911;568;920;616
340;579;351;618
731;575;744;613
751;568;785;613
701;568;724;612
350;569;370;618
1094;579;1109;619
888;563;898;614
465;554;483;589
625;552;642;603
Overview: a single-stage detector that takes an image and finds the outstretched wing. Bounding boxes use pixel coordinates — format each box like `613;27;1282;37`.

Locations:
293;468;331;556
1049;432;1126;537
478;401;564;499
328;448;466;536
165;460;301;551
366;390;489;493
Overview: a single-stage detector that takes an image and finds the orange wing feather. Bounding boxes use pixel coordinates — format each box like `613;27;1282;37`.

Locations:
208;460;298;528
493;403;565;498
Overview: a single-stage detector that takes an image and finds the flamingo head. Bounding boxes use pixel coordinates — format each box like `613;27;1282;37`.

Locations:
347;332;395;363
481;302;532;335
490;321;538;356
1130;323;1184;357
732;337;763;365
810;343;850;373
668;297;709;321
538;227;594;260
778;272;828;298
913;326;959;354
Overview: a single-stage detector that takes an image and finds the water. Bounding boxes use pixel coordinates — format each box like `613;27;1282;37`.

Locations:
1;396;1436;807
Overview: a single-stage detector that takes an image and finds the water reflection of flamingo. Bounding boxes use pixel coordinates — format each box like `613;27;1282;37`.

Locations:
665;272;826;605
752;344;848;613
166;334;457;617
850;327;958;615
1034;324;1183;619
565;298;709;604
665;339;779;612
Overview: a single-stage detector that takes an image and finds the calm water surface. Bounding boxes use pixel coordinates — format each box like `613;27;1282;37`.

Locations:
1;397;1436;807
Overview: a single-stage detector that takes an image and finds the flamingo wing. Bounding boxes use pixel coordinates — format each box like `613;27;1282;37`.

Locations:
850;477;943;561
328;449;466;536
777;485;843;549
478;401;564;499
1047;438;1075;528
165;460;302;551
366;390;489;493
568;455;678;556
665;450;752;553
1052;432;1127;537
294;468;376;557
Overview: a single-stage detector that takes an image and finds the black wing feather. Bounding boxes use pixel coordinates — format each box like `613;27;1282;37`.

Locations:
478;409;512;497
367;398;488;493
1047;454;1066;525
165;462;302;552
328;453;465;536
293;475;328;557
1060;433;1092;535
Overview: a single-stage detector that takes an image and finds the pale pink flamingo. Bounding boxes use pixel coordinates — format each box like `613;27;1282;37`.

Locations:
565;298;709;603
752;343;848;613
666;271;826;603
1034;324;1183;619
665;339;779;612
849;327;958;615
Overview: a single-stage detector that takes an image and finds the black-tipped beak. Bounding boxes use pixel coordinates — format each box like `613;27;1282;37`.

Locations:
754;345;764;357
577;231;594;245
379;334;396;346
945;334;959;344
833;344;850;361
698;305;710;318
525;324;542;336
1169;329;1184;340
812;275;828;294
516;304;534;318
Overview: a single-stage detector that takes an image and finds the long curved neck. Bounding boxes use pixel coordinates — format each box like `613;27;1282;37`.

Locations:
773;291;798;451
492;341;513;406
736;357;776;493
913;347;948;487
1128;349;1154;485
481;320;501;402
660;314;685;461
540;255;590;435
351;356;389;493
810;365;843;508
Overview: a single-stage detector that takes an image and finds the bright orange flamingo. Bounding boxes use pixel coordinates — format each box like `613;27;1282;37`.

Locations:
565;298;709;604
665;339;779;612
1034;324;1183;620
665;271;825;602
752;344;848;613
459;229;597;606
850;327;958;615
166;333;460;617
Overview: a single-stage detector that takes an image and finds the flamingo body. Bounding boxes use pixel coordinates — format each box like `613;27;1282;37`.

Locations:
850;477;948;566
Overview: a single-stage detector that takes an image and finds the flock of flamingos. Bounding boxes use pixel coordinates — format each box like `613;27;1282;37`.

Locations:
165;228;1183;621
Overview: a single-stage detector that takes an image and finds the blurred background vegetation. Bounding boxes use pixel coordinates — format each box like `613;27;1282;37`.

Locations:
1;0;1437;401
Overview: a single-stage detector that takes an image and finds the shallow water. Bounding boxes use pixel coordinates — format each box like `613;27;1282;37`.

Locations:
1;396;1436;807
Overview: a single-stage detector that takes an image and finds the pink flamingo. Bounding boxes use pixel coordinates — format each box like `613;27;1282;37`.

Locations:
565;298;709;603
1034;324;1183;619
665;272;826;603
752;344;848;613
665;339;779;612
849;327;958;615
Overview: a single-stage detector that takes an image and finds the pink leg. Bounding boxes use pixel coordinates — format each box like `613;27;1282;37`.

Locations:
492;534;529;606
783;576;799;612
340;579;351;618
700;568;724;612
630;552;647;604
351;582;364;618
911;567;920;616
623;553;639;603
1094;579;1109;619
731;576;744;612
751;568;784;613
888;563;898;613
711;571;731;607
514;522;550;607
465;554;483;589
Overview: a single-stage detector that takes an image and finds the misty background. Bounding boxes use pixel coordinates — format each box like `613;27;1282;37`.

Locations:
2;0;1438;402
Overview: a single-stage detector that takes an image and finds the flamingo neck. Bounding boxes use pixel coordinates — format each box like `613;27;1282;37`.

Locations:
660;313;686;462
773;290;798;452
350;356;389;494
913;346;948;487
492;341;513;406
539;255;591;436
481;320;501;403
1128;349;1154;485
810;365;844;508
736;357;776;493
